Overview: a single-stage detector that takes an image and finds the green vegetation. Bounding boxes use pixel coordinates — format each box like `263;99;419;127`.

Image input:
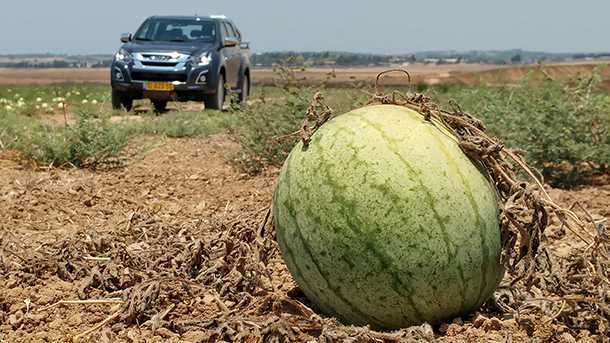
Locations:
0;69;608;186
230;69;610;186
434;72;610;186
228;63;368;174
0;83;239;167
0;109;241;167
0;112;129;167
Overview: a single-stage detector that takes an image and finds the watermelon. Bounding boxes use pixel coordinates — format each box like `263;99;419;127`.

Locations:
273;104;504;329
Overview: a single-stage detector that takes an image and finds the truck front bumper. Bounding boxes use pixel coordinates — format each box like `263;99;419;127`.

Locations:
111;62;219;101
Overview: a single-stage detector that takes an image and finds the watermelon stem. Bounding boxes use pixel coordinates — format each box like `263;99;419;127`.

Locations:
299;92;333;149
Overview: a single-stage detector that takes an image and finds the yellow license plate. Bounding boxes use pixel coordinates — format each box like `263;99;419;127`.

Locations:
145;82;175;91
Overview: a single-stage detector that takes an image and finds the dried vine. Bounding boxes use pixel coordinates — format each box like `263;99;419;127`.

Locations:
300;92;333;148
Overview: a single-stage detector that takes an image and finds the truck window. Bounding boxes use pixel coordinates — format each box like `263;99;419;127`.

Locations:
228;22;241;41
134;18;216;42
224;22;238;39
167;23;215;41
221;22;232;39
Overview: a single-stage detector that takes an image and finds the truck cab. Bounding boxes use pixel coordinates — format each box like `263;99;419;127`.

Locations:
111;15;251;112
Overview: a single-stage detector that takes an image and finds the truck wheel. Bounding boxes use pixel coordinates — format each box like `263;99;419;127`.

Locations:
112;89;133;111
238;74;250;104
204;74;225;110
152;100;167;114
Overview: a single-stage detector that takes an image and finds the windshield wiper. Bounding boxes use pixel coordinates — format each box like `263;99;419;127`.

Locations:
135;37;152;41
169;39;187;42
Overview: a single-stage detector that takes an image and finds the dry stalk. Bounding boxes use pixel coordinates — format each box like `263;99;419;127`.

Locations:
38;298;124;312
300;92;332;148
72;309;121;342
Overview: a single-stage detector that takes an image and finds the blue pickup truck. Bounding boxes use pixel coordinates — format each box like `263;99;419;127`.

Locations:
111;15;251;112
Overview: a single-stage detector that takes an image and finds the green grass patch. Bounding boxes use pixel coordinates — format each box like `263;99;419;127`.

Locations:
0;106;237;168
0;112;129;167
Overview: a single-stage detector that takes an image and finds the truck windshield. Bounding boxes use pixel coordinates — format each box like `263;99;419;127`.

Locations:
134;18;217;43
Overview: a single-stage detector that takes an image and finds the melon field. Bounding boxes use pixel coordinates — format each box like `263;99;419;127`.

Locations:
0;68;609;342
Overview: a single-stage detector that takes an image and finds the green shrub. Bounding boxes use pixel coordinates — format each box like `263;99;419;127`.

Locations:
437;70;610;186
0;106;240;167
230;88;313;174
228;62;367;174
0;112;131;167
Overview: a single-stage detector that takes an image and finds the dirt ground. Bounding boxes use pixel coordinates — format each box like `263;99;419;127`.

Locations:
0;135;608;342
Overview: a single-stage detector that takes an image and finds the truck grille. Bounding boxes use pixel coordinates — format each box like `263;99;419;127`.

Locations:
131;72;187;82
141;61;179;67
141;54;173;61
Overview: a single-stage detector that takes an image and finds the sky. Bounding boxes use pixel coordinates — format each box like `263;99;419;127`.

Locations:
0;0;608;55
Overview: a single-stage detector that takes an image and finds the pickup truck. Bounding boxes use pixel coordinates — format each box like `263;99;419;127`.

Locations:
110;15;251;112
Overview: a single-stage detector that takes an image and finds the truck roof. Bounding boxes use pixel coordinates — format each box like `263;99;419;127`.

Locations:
148;15;229;21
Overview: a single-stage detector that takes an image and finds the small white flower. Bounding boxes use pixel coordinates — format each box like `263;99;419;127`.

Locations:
75;91;81;95
57;103;65;109
13;93;20;98
36;97;42;102
35;105;40;110
91;100;98;104
82;99;88;104
41;103;49;109
5;105;13;111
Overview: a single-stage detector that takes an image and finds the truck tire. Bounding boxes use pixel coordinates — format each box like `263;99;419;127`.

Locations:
204;74;225;110
238;73;250;104
112;89;133;111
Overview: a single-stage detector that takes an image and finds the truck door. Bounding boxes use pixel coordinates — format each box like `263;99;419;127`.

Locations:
221;21;240;87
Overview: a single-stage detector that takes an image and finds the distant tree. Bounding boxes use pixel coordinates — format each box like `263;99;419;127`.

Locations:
510;54;522;64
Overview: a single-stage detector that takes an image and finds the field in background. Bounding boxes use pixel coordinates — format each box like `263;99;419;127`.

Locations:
1;67;609;341
1;59;609;87
0;63;497;86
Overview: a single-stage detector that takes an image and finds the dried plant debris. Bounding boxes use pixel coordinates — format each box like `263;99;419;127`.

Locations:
0;208;442;342
2;193;607;341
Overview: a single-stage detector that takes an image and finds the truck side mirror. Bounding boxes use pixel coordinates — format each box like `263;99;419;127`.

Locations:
120;33;132;43
223;38;238;47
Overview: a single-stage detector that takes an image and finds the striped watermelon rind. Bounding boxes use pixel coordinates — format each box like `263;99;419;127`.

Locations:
273;104;504;329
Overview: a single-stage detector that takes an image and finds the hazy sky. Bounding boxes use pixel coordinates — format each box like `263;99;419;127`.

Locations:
0;0;608;55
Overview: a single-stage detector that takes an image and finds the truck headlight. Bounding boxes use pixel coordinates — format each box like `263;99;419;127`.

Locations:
194;52;212;66
115;49;133;63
